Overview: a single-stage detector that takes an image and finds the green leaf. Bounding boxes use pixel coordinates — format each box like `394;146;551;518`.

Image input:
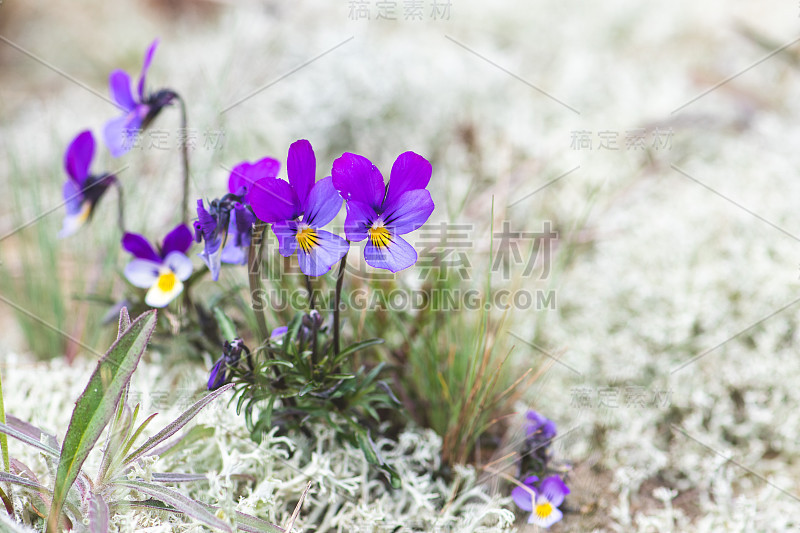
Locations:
213;307;238;343
334;338;384;363
46;309;157;533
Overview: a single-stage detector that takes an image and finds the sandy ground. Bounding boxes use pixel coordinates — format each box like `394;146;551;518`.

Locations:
3;0;800;531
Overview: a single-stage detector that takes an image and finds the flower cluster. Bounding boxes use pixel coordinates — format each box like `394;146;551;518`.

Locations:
511;410;570;528
197;139;435;279
59;39;173;238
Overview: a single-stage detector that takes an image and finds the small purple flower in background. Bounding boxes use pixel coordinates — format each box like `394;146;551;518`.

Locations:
208;338;250;390
122;224;193;308
512;475;569;528
332;151;434;273
194;157;278;280
104;39;176;157
59;130;116;237
527;409;557;442
250;140;349;277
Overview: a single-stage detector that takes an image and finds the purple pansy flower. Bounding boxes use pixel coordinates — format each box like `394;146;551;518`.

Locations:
194;157;279;280
122;224;193;308
59;131;116;238
331;151;434;273
104;39;176;157
512;475;569;528
249;140;349;277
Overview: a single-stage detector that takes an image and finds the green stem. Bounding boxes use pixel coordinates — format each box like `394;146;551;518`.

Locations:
112;179;126;233
0;366;9;473
305;275;316;310
332;249;349;356
248;222;269;343
176;95;191;226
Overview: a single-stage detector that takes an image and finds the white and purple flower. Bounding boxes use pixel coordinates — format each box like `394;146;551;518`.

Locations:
331;151;434;273
59;130;116;238
103;39;175;157
194;157;279;280
512;475;570;528
121;224;193;308
249;140;350;277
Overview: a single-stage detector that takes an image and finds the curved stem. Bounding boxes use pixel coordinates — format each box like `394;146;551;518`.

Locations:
176;95;191;226
0;366;9;473
248;222;269;343
333;249;349;356
112;180;126;234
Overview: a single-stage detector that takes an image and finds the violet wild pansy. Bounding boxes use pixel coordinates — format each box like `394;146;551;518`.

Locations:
332;151;434;273
122;224;193;308
59;130;116;238
249;139;349;277
512;475;569;528
194;157;279;280
104;39;176;157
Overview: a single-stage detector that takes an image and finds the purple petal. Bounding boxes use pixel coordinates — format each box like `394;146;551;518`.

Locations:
331;152;386;209
271;220;298;257
161;224;193;256
103;113;142;158
270;326;288;339
363;232;417;272
137;39;159;101
199;244;224;282
228;157;281;197
64;130;95;184
109;70;136;110
305;176;342;228
196;200;219;241
512;485;535;512
538;476;569;507
380;189;434;235
342;200;376;242
62;180;84;215
232;203;255;236
296;229;349;277
384;151;432;207
287;139;316;212
249;177;300;224
123;259;161;288
207;359;226;390
122;233;161;263
220;240;247;265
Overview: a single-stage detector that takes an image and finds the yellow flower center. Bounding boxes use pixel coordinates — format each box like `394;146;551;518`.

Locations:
368;225;391;249
535;502;553;519
296;227;319;253
157;271;177;292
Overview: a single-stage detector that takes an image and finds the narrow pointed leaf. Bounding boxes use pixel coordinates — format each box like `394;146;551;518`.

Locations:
6;414;59;449
113;479;232;532
117;307;132;339
123;383;233;466
46;310;157;533
88;493;109;533
0;422;59;457
150;473;208;483
0;471;52;493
